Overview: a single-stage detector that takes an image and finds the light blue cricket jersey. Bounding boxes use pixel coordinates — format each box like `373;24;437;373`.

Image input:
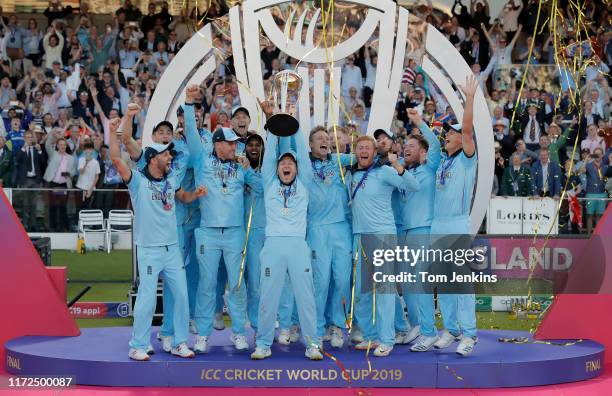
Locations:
184;105;260;228
136;134;192;226
262;132;312;238
395;122;442;230
349;164;419;235
433;150;477;219
127;168;179;247
308;153;355;226
244;167;266;229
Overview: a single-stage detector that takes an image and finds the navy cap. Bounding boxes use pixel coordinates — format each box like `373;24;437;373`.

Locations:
232;106;250;118
144;142;174;163
373;128;396;141
212;127;240;143
278;149;298;162
442;122;462;134
153;120;174;134
176;105;184;116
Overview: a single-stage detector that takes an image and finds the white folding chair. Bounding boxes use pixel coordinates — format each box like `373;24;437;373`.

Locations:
78;210;106;251
106;210;133;253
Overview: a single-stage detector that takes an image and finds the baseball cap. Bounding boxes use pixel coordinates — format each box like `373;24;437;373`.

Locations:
232;106;250;118
144;142;174;163
153;120;173;134
176;105;184;116
212;127;240;143
373;128;396;141
278;149;297;162
443;122;463;134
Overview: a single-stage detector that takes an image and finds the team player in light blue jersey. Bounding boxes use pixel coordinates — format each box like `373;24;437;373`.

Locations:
306;125;355;348
430;76;479;357
108;116;207;361
243;133;266;332
120;103;197;352
348;135;419;357
251;100;322;361
393;108;442;352
183;85;262;353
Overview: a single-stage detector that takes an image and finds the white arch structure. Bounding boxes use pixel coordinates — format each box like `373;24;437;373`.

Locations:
142;0;494;234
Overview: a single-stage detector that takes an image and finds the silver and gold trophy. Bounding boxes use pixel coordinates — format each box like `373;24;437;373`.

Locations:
266;70;302;136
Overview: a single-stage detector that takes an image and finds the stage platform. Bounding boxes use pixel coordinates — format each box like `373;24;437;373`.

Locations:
4;327;604;388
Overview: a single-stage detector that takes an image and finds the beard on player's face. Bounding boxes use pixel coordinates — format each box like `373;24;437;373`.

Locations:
356;142;376;168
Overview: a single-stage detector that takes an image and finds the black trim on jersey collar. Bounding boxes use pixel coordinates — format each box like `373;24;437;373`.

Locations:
143;165;166;182
464;149;476;158
309;153;331;162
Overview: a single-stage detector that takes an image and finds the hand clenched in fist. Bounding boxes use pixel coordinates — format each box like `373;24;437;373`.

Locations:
185;85;201;103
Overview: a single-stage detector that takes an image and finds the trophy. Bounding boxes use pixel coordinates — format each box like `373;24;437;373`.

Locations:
266;70;302;136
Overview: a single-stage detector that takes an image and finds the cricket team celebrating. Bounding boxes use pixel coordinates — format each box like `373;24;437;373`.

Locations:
108;75;481;362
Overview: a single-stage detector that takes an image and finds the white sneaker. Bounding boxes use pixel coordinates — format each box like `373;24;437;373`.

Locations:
277;329;291;345
305;346;323;360
330;326;344;348
193;335;209;353
373;344;393;357
354;340;379;351
434;330;463;349
146;345;155;355
232;334;249;350
251;346;272;360
350;326;364;343
396;325;421;344
171;343;195;358
410;335;439;352
189;320;198;334
128;348;150;361
322;326;333;342
456;337;477;356
213;313;225;330
158;334;173;353
289;325;300;343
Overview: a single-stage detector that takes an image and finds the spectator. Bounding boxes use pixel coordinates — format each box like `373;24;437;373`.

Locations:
42;23;64;69
23;18;43;66
499;0;523;37
116;0;143;22
547;121;572;165
44;128;74;231
341;55;362;99
584;148;609;234
493;119;514;160
15;131;43;228
531;147;562;198
517;101;546;151
581;124;606;154
154;1;174;30
141;2;158;35
0;134;12;186
76;141;100;210
43;1;71;27
500;152;533;196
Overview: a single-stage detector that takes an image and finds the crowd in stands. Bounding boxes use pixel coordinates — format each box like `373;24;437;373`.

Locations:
0;0;610;234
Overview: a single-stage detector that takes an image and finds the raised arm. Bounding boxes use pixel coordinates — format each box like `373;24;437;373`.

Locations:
258;98;278;184
116;102;142;161
184;84;204;161
90;85;107;123
295;129;313;187
459;75;477;157
109;117;132;182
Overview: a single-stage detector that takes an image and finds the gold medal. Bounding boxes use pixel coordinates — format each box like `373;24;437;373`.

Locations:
324;177;332;186
282;207;289;215
222;187;229;194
